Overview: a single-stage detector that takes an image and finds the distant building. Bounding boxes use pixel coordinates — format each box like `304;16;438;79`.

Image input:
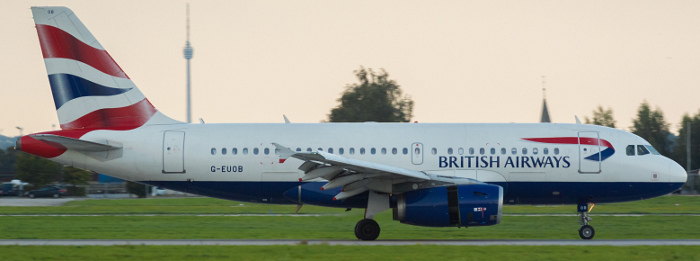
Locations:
540;98;551;123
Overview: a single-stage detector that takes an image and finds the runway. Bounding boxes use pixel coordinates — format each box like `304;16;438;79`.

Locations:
1;239;699;246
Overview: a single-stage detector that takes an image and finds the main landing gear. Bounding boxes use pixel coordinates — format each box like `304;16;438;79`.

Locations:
577;203;595;240
354;191;390;241
355;219;381;240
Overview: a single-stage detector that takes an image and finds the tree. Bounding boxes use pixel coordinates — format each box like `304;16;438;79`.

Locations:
630;101;672;156
584;106;616;128
672;111;700;171
63;166;92;186
0;147;17;174
328;67;414;122
14;152;60;188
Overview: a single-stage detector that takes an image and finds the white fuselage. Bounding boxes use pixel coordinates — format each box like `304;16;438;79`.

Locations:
50;122;687;205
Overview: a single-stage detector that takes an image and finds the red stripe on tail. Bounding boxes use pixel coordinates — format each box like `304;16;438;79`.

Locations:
36;24;129;79
60;99;157;130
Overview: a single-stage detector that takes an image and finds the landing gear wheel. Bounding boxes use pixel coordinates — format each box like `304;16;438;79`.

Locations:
579;225;595;240
354;219;380;241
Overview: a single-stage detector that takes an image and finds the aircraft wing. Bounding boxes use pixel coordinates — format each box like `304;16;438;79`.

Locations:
274;143;443;200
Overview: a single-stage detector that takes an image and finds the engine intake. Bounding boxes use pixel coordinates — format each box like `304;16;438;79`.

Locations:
393;184;503;227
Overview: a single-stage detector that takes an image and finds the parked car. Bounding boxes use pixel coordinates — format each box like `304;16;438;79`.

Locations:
0;183;22;196
26;186;67;198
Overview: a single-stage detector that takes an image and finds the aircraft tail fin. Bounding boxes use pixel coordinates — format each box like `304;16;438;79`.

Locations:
31;6;179;131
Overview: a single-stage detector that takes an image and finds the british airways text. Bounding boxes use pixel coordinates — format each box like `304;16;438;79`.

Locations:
438;156;571;169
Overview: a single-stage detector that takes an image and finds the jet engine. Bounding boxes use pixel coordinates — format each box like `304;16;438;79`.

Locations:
393;184;502;227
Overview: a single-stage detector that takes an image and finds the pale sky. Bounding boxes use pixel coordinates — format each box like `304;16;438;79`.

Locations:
2;0;700;136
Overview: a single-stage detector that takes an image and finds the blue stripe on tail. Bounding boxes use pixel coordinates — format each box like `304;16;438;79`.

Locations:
48;74;132;109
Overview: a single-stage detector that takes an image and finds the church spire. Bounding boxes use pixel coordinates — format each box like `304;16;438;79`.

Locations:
540;76;551;123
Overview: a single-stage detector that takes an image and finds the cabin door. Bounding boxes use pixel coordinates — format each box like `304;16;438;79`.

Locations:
578;131;601;173
163;131;186;173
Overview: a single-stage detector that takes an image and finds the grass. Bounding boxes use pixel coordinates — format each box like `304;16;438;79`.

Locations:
0;195;698;240
1;194;698;215
0;245;699;261
0;195;699;260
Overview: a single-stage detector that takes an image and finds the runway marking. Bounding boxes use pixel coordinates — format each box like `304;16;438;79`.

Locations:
0;214;698;217
1;239;699;246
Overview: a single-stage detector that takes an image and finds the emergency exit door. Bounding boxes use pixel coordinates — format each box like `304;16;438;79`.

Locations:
411;143;423;165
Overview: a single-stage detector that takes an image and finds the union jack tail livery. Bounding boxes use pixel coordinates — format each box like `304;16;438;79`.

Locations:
32;6;177;131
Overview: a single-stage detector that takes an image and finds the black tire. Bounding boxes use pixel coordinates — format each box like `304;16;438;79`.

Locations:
354;219;380;241
53;193;60;198
579;225;595;240
29;193;35;199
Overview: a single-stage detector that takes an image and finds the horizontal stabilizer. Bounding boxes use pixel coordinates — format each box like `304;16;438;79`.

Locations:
32;134;122;152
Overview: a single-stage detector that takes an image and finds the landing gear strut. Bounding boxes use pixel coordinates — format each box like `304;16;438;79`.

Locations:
577;203;595;240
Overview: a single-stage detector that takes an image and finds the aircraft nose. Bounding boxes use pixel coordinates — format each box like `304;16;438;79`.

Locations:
668;162;688;184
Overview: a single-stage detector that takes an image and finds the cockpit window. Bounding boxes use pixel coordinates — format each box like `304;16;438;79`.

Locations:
645;145;660;155
626;145;635;156
637;145;650;156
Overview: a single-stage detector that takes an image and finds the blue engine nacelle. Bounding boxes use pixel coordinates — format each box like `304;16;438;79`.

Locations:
393;184;503;227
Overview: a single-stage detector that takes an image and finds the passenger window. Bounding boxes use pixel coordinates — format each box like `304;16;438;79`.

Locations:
318;148;323;151
469;148;475;155
533;148;538;155
274;149;279;155
222;148;227;155
306;148;312;152
339;148;345;155
360;148;366;155
554;148;559;155
381;148;387;155
211;148;216;155
626;145;635;156
543;148;549;155
511;148;517;155
349;148;355;155
458;148;464;155
637;145;650;156
371;148;376;155
243;148;249;155
233;148;238;155
501;148;506;155
392;148;398;155
431;148;437;155
479;148;485;155
490;148;496;155
522;148;528;155
329;148;334;154
448;148;454;155
296;148;302;152
403;148;408;155
254;148;259;155
264;148;270;155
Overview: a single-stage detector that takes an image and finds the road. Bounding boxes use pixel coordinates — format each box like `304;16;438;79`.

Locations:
1;239;699;246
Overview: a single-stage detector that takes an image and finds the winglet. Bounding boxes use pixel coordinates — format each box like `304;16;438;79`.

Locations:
283;115;291;124
575;115;582;124
272;143;295;163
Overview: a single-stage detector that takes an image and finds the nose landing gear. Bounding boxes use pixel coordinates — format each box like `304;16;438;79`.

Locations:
577;203;595;240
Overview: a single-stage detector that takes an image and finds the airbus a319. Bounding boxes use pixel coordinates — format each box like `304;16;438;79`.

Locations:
17;6;687;240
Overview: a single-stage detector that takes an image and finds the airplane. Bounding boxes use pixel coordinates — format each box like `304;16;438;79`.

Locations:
17;6;687;240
